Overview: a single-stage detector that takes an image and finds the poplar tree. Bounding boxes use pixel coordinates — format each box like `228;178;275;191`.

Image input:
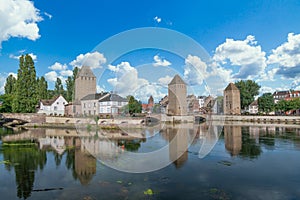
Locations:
4;74;16;95
12;54;38;113
37;76;48;100
65;67;78;102
54;77;64;96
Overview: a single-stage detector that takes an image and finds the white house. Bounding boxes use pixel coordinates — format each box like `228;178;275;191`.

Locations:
248;100;258;114
38;95;68;116
81;92;109;116
99;93;128;115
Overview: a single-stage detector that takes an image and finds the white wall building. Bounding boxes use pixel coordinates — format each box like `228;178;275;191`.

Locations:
99;94;128;115
248;100;258;114
198;96;206;108
38;95;68;116
81;92;109;116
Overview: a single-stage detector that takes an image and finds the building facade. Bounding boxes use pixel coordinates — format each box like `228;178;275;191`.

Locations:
248;100;258;114
167;75;187;116
223;83;241;115
74;66;97;102
81;92;109;116
99;93;128;115
38;95;68;116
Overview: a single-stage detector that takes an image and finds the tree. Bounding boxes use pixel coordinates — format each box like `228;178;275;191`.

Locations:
124;96;142;115
235;80;261;110
36;76;48;100
12;54;38;113
65;67;78;102
0;94;14;113
258;93;275;114
4;74;16;95
54;77;64;96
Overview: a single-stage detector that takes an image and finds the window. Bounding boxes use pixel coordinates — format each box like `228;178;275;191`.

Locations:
57;102;59;105
84;103;86;108
94;102;96;107
54;106;57;111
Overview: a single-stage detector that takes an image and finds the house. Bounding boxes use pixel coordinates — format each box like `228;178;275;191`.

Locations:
198;96;206;108
187;94;200;114
142;96;154;113
81;92;109;116
223;83;241;115
99;93;128;116
38;95;68;116
248;100;258;114
159;95;168;114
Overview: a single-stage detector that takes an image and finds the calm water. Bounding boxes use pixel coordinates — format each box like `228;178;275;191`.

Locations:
0;123;300;200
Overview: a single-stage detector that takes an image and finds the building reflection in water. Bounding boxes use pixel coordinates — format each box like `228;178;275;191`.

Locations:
224;126;242;156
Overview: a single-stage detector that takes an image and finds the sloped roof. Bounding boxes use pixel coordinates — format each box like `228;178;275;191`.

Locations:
40;96;61;106
81;92;109;101
249;100;258;106
99;94;127;102
224;83;239;91
169;74;186;85
77;66;96;78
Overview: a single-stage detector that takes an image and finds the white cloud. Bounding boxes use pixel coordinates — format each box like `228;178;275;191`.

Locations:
134;84;166;103
0;0;43;48
154;16;162;23
183;55;208;85
158;75;173;86
44;71;58;82
213;35;267;79
70;51;106;69
97;85;106;93
8;72;17;79
59;70;73;77
268;33;300;67
153;55;171;67
49;62;67;71
44;12;52;19
107;62;149;97
9;53;37;61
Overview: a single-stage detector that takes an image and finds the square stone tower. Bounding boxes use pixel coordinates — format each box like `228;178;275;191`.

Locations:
223;83;241;115
74;66;96;102
168;75;187;116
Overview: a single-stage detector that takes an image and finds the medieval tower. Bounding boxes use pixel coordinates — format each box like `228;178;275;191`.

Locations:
223;83;241;115
168;75;187;116
74;66;97;102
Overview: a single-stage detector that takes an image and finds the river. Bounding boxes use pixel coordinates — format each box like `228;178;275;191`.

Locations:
0;122;300;200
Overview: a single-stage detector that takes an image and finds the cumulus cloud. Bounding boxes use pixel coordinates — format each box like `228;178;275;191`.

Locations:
154;16;162;23
107;62;149;97
44;12;52;19
134;84;166;102
183;55;208;85
213;35;267;79
153;55;171;67
97;85;106;93
49;62;67;71
44;71;58;82
59;70;73;77
158;75;173;86
267;33;300;79
0;0;43;48
70;51;106;69
9;53;37;61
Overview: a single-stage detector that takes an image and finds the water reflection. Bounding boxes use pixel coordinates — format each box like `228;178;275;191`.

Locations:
0;124;300;199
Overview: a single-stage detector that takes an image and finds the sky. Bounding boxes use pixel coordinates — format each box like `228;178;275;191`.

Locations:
1;0;300;102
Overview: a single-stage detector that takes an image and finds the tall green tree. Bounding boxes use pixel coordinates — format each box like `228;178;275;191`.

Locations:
65;67;78;102
123;96;142;115
12;54;38;113
0;94;14;113
4;74;16;95
36;76;48;100
258;93;275;114
235;80;261;110
54;77;64;96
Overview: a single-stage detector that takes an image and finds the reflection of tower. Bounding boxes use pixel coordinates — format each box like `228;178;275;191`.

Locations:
167;127;188;168
74;138;96;185
168;75;187;116
224;126;242;156
74;66;96;102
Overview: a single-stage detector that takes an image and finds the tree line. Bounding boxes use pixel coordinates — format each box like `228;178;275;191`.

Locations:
0;54;78;113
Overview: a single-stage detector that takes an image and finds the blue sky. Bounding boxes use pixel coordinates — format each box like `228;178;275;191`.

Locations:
1;0;300;102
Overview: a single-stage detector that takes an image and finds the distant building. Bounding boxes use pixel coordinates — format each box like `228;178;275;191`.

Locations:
142;96;154;113
248;100;258;114
98;93;128;116
198;96;206;108
168;75;187;116
273;90;300;103
38;95;67;116
223;83;241;115
159;95;169;114
187;94;199;114
81;92;109;116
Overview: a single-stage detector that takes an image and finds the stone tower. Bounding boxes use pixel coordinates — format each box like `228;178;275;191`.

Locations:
168;75;187;116
223;83;241;115
74;66;96;102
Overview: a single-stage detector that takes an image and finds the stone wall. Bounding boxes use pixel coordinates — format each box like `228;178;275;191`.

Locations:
2;113;46;123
